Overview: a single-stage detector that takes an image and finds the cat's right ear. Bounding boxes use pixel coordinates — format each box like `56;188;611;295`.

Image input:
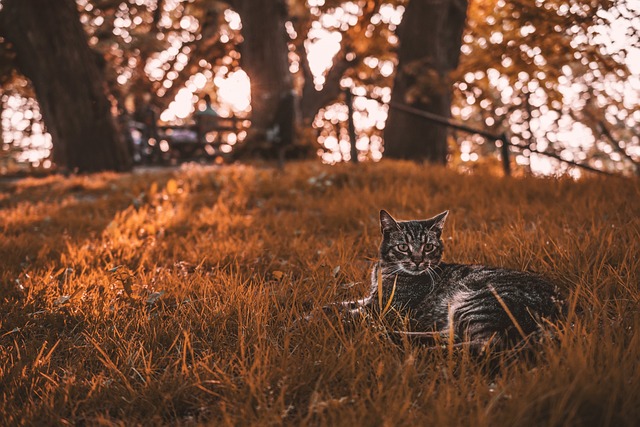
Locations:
380;210;400;234
429;210;449;234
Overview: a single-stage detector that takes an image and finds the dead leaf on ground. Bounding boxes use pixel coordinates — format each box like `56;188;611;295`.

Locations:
332;266;341;277
54;295;70;306
146;291;165;305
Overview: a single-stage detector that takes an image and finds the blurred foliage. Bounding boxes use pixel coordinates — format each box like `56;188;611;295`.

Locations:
76;0;235;112
0;0;638;174
452;0;639;175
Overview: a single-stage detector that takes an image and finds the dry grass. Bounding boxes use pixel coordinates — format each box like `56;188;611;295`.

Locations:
1;161;639;426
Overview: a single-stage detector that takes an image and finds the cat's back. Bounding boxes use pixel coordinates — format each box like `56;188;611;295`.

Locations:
435;262;564;325
438;262;558;295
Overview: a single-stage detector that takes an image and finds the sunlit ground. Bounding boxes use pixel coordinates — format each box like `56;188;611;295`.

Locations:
1;161;639;424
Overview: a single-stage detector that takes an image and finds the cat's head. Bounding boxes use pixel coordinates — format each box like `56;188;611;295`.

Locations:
378;210;449;275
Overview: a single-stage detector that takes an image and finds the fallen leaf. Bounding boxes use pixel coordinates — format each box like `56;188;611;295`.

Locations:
146;291;165;305
332;266;341;277
339;282;360;289
54;295;70;306
272;271;284;280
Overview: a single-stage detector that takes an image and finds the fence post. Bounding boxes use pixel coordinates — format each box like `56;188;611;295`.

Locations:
500;133;511;177
345;88;359;163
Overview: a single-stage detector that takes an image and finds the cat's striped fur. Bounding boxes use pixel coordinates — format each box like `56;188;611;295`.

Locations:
339;210;565;348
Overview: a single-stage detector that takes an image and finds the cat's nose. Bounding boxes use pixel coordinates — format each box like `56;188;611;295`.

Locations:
411;257;422;266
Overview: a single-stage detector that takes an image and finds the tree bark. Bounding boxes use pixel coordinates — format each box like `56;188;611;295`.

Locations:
384;0;468;163
0;0;132;172
233;0;296;158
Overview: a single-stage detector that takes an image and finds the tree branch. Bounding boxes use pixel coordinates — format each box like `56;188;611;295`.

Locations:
298;0;382;124
300;43;354;124
598;120;640;175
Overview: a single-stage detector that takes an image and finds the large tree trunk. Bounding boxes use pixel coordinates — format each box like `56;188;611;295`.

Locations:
0;0;132;173
383;0;468;163
233;0;297;158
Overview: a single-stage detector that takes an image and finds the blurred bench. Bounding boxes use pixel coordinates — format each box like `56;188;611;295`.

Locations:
195;115;241;142
158;116;247;160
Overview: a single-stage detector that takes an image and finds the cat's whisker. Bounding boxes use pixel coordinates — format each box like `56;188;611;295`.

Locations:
424;267;434;283
429;266;441;281
383;266;406;277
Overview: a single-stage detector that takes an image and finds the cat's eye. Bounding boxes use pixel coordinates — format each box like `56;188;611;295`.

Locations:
424;243;435;252
396;244;409;252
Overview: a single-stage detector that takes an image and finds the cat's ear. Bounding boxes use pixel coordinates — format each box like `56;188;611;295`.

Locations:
380;210;400;234
429;210;449;234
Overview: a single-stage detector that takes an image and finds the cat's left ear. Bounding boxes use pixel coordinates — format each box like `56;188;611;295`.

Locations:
429;210;449;234
380;210;400;234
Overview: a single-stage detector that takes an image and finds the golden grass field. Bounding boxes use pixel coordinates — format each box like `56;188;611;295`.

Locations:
1;161;639;426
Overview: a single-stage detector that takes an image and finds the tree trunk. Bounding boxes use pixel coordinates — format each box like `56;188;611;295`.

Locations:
233;0;296;158
0;0;132;172
383;0;468;163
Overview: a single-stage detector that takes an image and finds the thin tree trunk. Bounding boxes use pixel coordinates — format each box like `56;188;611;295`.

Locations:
384;0;468;163
233;0;295;158
0;0;132;172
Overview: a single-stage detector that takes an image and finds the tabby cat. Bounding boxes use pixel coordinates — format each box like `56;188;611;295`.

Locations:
336;210;565;349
